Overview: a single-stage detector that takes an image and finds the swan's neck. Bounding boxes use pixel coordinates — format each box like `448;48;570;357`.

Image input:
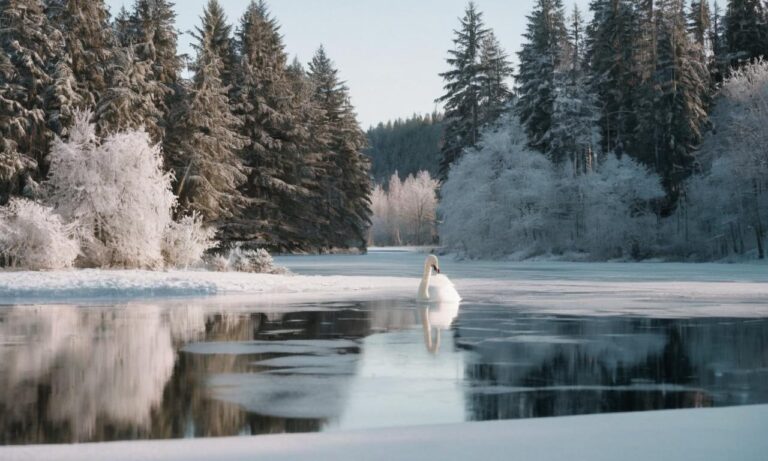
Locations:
418;265;432;299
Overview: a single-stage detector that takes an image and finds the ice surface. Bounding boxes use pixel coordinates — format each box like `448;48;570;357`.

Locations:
3;404;766;461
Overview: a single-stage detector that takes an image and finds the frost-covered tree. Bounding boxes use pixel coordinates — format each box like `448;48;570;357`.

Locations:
0;0;63;198
128;0;182;86
0;198;79;269
516;0;568;159
436;2;489;179
167;4;247;223
440;115;555;258
685;60;768;259
162;212;215;268
369;171;438;246
45;111;176;268
308;46;372;250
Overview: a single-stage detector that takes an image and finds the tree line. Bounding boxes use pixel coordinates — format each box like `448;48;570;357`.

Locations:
0;0;372;254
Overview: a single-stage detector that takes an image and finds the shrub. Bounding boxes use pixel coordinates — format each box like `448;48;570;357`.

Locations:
162;212;216;269
0;198;79;270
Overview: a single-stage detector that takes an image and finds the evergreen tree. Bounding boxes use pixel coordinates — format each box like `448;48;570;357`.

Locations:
516;0;568;160
639;0;709;206
478;31;512;126
724;0;768;66
223;1;311;251
46;0;113;108
710;1;728;83
435;2;488;180
688;0;712;48
551;4;600;170
94;46;167;140
0;0;63;200
129;0;182;86
308;46;372;250
166;1;247;223
190;0;236;88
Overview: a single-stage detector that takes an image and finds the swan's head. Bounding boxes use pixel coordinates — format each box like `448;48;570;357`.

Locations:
424;254;440;274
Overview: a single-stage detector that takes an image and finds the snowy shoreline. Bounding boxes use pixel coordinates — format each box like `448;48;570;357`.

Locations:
3;405;766;461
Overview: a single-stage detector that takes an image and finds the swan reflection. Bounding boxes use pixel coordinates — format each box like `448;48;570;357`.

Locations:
421;301;460;353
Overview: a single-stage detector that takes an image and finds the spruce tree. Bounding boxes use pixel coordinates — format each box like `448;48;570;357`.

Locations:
435;2;488;180
586;0;638;156
129;0;182;86
688;0;712;48
725;0;768;66
167;2;247;223
478;31;512;127
223;1;310;251
516;0;568;160
191;0;236;88
46;0;114;108
0;0;63;200
308;46;371;250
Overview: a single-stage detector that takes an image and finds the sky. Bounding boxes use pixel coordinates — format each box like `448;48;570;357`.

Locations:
105;0;591;128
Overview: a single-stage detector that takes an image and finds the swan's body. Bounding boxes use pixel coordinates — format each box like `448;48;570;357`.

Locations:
417;255;461;303
421;301;460;353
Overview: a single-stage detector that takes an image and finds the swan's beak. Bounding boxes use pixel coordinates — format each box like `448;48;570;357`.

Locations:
432;265;440;274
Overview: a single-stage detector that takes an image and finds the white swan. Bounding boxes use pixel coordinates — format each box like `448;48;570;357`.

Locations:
420;302;460;353
417;255;461;303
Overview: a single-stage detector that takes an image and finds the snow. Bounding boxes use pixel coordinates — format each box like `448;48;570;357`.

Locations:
3;404;766;461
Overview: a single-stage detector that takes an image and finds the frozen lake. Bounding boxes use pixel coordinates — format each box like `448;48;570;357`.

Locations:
1;249;767;444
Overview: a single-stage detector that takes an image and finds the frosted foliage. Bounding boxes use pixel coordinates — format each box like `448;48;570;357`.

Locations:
369;171;439;246
0;198;79;269
45;111;175;268
440;115;664;259
162;212;216;269
440;118;554;258
223;245;286;274
682;60;768;259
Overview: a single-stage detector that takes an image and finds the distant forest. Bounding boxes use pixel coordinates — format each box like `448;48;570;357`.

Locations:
364;113;444;182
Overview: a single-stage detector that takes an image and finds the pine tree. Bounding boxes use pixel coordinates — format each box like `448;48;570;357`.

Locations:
129;0;182;86
308;46;372;250
435;2;488;180
46;0;114;108
710;1;728;83
190;0;236;88
167;2;247;223
516;0;568;160
0;0;63;200
725;0;768;66
478;31;512;127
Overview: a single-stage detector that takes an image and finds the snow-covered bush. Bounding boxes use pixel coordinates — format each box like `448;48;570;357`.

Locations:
0;198;79;269
226;246;285;273
439;114;664;260
45;111;176;268
162;212;216;269
440;116;554;258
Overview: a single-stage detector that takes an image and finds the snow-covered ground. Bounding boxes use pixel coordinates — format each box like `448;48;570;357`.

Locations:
3;405;766;461
3;248;768;317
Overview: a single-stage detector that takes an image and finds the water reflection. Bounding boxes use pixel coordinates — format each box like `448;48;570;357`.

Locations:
421;302;460;353
0;300;767;445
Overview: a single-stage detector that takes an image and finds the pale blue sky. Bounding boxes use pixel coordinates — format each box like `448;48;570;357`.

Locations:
105;0;590;128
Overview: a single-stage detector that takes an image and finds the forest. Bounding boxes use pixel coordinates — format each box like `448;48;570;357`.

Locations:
435;0;768;261
0;0;372;270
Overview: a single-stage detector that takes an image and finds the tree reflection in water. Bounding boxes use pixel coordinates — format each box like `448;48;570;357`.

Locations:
0;300;767;445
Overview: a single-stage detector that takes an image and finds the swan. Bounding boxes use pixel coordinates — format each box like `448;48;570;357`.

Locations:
417;255;461;303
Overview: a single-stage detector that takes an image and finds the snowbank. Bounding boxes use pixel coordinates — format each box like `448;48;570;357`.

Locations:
3;405;766;461
0;269;415;304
